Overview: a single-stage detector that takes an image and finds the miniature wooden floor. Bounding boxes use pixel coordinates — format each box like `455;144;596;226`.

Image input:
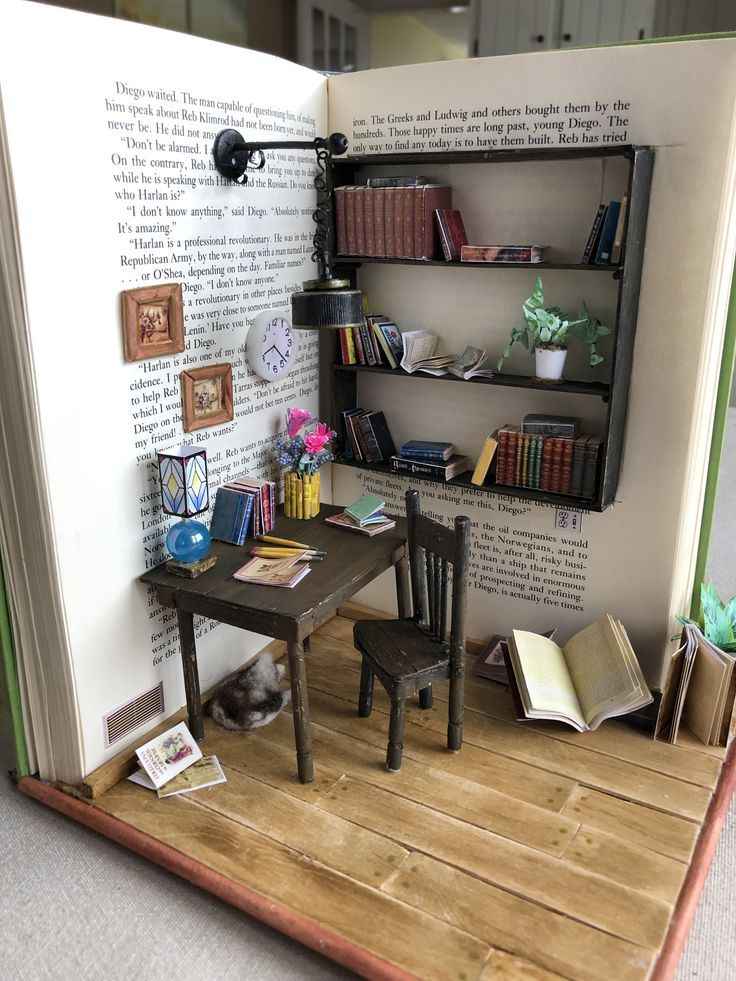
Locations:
92;615;728;981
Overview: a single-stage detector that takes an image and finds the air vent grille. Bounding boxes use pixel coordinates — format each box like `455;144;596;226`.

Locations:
103;682;165;747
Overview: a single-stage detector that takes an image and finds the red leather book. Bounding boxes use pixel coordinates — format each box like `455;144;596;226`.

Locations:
413;185;452;259
373;187;386;257
363;187;376;257
401;186;415;258
560;438;574;495
383;187;397;258
354;186;367;255
539;437;554;491
334;185;348;255
393;186;404;259
435;208;467;261
496;429;509;484
344;186;358;256
550;438;565;493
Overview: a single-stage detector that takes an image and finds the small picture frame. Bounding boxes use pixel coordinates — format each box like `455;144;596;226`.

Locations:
121;283;185;362
181;363;234;432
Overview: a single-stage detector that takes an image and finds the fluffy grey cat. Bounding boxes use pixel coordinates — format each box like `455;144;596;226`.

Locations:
208;654;291;731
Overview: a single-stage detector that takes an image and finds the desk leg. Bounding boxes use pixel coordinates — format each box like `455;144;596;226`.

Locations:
177;609;204;742
288;638;313;783
395;550;411;619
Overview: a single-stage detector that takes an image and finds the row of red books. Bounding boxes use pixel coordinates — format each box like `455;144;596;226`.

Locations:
334;183;451;260
495;425;603;498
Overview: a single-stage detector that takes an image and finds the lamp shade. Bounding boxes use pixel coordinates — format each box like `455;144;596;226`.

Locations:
291;277;363;330
157;444;209;517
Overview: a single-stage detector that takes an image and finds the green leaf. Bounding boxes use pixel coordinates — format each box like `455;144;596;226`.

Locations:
590;353;603;366
725;595;736;633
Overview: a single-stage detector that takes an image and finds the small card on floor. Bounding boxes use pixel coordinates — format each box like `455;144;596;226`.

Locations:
129;755;227;797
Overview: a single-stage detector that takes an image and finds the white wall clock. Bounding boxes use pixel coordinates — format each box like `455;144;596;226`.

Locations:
246;309;298;381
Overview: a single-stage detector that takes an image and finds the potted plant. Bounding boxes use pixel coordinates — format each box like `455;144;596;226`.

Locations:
496;276;611;382
275;407;336;519
679;581;736;653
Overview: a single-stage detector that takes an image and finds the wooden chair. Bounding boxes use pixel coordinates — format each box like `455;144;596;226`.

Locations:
353;489;471;771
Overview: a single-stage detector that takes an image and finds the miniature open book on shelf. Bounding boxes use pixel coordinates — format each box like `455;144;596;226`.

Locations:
504;615;652;731
399;328;456;375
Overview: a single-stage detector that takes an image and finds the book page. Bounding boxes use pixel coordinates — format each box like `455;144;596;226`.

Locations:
0;2;327;781
327;41;736;690
683;636;733;745
561;616;637;724
509;630;585;728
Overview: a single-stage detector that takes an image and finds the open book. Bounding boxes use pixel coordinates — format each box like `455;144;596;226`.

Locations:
399;329;456;375
505;616;652;732
656;622;736;745
2;3;736;789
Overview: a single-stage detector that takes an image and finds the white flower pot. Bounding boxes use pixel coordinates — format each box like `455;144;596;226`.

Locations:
534;347;567;382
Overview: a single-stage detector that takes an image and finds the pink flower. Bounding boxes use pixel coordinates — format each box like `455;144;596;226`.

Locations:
286;407;312;437
304;423;335;455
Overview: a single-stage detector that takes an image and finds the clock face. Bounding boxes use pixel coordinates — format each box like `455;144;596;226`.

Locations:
247;310;298;381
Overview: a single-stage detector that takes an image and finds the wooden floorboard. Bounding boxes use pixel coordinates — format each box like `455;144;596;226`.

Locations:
91;615;728;981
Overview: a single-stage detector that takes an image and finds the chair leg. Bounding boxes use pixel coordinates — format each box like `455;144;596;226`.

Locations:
358;658;375;717
447;664;464;752
418;684;433;710
386;697;406;772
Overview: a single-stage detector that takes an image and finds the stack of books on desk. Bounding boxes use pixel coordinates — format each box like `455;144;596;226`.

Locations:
210;473;276;543
325;492;396;536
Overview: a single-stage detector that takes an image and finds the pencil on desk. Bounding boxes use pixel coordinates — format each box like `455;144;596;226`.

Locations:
257;534;319;550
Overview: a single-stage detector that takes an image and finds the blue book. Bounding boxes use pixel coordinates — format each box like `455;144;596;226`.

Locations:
594;201;621;264
344;492;385;526
399;440;454;461
210;487;254;544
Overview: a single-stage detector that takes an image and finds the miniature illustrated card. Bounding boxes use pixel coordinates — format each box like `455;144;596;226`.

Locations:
134;721;202;788
129;755;227;798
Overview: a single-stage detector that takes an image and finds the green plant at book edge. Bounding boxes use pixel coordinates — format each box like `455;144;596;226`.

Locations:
496;276;611;370
677;580;736;653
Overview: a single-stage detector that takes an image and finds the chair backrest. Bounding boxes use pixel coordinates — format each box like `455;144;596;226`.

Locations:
405;489;471;655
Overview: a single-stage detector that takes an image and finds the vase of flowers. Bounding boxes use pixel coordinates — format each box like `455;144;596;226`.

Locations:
275;408;336;519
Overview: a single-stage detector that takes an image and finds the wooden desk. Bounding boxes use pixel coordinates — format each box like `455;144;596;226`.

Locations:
141;505;409;783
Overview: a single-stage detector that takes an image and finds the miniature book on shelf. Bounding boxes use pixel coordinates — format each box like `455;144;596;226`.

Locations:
460;245;546;263
655;622;736;746
390;453;469;481
504;615;652;731
399;329;456;375
399;440;454;461
447;345;494;380
135;722;203;789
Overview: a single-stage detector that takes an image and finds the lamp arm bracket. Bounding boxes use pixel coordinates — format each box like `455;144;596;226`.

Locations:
212;129;348;185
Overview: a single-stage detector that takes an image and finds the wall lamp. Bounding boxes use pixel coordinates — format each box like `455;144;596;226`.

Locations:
212;128;362;331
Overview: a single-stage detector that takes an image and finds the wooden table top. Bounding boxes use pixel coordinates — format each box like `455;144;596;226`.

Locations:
141;504;407;640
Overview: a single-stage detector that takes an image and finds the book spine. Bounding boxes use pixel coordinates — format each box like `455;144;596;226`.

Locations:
338;327;350;365
352;324;366;364
390;457;452;478
363;186;376;257
550;438;564;493
345;186;358;255
538;437;551;491
358;416;381;462
560;438;574;495
372;323;397;368
413;186;427;259
402;186;415;258
354;186;367;255
610;194;628;264
460;245;539;262
399;449;450;460
393;186;404;260
505;429;518;486
341;410;355;460
581;203;606;263
520;433;531;487
344;325;356;364
582;439;603;497
435;207;453;261
359;320;376;365
570;436;587;497
334;185;348;256
383;188;396;258
373;187;386;258
595;201;621;263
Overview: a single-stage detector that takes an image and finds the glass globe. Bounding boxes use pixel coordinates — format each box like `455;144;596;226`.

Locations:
166;517;211;564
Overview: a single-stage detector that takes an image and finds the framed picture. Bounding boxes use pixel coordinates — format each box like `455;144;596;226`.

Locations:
121;283;185;362
181;363;234;432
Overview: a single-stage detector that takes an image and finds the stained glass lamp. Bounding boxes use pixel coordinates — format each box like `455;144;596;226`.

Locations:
157;444;215;576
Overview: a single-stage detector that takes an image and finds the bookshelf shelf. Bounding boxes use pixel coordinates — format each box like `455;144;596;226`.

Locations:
336;257;620;273
326;145;654;511
335;457;602;512
332;363;610;400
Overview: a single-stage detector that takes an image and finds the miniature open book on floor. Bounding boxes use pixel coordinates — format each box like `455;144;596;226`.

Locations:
504;615;652;731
